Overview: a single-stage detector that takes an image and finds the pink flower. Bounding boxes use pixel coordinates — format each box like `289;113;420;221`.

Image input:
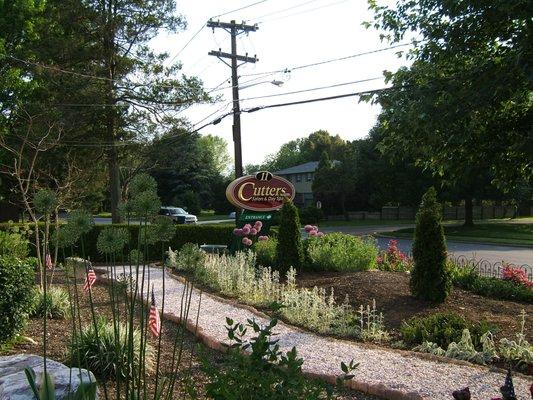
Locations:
377;255;383;264
242;237;252;246
254;221;263;230
258;235;269;241
234;228;243;236
309;230;318;237
243;223;252;230
242;226;251;235
304;224;313;232
317;232;325;237
313;226;318;231
250;228;258;235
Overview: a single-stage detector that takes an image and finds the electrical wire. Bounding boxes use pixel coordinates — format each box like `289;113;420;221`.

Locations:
167;23;207;65
211;0;271;19
246;0;322;22
240;42;414;77
239;76;384;101
257;0;350;24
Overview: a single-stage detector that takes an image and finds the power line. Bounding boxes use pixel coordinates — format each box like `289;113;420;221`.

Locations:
240;43;414;77
246;0;322;22
239;76;383;101
258;0;350;24
212;0;271;19
167;23;206;65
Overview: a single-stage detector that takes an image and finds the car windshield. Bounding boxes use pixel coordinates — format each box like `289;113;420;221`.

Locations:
168;208;186;215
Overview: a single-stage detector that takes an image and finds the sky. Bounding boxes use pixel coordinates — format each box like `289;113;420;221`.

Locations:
151;0;409;167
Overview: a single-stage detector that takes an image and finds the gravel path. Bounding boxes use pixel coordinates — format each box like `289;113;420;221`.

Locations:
103;265;532;400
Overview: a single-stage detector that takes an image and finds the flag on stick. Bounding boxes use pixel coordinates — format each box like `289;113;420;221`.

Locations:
83;268;96;292
148;286;161;338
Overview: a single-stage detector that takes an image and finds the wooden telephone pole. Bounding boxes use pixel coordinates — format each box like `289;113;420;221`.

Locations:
207;20;258;178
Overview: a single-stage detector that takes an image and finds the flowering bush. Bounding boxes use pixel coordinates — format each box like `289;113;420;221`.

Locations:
234;220;264;249
501;264;533;289
376;239;412;272
304;224;325;238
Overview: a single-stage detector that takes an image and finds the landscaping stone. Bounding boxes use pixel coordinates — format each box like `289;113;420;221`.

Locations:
0;354;97;400
102;265;532;400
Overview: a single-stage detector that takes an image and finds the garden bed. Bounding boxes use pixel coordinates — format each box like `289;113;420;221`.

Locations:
0;270;380;400
296;270;533;342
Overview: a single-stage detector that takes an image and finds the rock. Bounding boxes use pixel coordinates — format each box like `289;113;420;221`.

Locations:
0;354;98;399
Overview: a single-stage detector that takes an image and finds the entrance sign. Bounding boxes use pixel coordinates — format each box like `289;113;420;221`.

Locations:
226;171;295;211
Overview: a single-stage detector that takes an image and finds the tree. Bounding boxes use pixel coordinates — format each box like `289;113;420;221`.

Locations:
276;200;303;271
367;0;532;226
198;135;232;174
1;0;209;222
410;187;450;303
312;148;356;219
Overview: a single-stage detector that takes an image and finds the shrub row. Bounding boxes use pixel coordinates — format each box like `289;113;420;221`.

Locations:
449;264;533;304
0;222;234;262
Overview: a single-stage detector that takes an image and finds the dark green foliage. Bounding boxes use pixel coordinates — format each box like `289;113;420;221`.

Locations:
202;318;355;400
180;190;202;216
410;187;451;303
276;202;303;271
401;312;496;349
0;256;36;344
299;205;324;224
452;267;533;303
0;223;233;262
254;238;278;267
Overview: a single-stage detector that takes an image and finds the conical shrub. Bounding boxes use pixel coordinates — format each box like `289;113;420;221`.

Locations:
410;187;451;303
276;201;303;272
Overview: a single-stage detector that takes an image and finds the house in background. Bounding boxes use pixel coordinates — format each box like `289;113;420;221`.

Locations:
274;161;319;208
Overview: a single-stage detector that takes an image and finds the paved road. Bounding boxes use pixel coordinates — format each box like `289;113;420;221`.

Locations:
319;224;533;266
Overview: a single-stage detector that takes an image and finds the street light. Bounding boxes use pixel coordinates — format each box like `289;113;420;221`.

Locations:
239;79;284;90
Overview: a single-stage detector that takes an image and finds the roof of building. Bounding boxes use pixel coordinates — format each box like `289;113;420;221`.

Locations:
274;161;319;175
274;160;340;175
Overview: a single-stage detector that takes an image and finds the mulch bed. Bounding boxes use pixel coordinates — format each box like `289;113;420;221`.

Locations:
297;270;533;341
1;270;381;400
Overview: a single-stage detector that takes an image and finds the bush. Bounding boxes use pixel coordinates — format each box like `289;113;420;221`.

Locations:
0;230;29;259
276;201;303;271
400;312;495;349
299;205;324;224
31;286;70;319
254;238;278;267
71;317;154;380
305;233;378;272
0;256;36;344
451;264;533;303
410;187;451;303
376;239;412;272
0;222;235;262
203;318;357;400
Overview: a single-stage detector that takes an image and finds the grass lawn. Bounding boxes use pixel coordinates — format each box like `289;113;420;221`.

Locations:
380;219;533;246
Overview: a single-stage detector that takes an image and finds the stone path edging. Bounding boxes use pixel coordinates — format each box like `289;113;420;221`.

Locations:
96;265;532;400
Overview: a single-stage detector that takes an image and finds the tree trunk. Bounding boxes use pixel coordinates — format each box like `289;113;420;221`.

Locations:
108;145;121;223
464;197;474;227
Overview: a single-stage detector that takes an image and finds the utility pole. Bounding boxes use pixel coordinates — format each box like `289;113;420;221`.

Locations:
207;20;258;178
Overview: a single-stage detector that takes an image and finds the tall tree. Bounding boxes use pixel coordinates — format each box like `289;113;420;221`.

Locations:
367;0;532;226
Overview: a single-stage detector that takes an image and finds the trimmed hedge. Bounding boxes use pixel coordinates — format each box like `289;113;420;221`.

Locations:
0;256;36;344
0;222;234;262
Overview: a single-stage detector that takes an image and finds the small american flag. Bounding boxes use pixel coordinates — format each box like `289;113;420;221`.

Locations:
148;287;160;338
45;253;53;270
83;268;97;292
